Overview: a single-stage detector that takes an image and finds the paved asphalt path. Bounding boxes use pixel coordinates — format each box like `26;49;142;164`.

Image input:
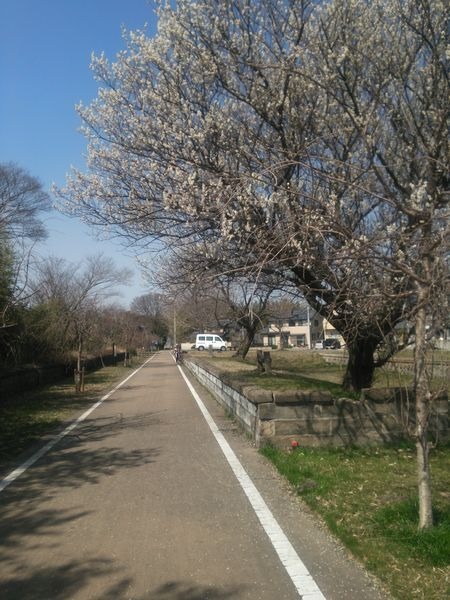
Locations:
0;352;390;600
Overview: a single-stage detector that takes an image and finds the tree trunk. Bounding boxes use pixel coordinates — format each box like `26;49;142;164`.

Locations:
414;294;433;529
234;335;253;359
256;350;272;373
233;324;257;359
342;336;379;391
77;336;82;374
75;335;83;393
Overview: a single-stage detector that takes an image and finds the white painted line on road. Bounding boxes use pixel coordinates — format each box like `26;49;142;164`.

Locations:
0;354;157;494
178;366;327;600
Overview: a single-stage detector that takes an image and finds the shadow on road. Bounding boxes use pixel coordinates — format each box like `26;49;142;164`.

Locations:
142;581;246;599
0;409;162;598
0;357;246;600
1;411;162;496
0;557;133;600
0;573;245;600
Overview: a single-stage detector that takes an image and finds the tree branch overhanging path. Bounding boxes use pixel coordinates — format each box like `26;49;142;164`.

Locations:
54;0;449;530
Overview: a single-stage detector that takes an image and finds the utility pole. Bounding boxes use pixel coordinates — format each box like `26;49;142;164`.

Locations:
173;308;177;347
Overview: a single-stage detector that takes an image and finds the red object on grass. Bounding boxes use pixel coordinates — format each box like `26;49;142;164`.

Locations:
291;440;299;448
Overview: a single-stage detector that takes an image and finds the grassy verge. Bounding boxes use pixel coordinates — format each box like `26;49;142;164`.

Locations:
231;369;360;399
261;443;450;600
0;357;145;467
192;350;348;387
190;350;449;598
191;349;449;394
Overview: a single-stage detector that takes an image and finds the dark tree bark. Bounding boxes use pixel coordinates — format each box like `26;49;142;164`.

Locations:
342;336;380;391
233;318;259;359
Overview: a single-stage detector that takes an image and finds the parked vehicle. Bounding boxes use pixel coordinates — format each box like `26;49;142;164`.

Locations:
324;339;341;349
194;333;227;351
315;339;341;349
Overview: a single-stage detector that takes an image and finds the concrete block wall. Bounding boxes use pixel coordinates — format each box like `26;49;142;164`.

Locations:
185;358;449;450
186;360;258;434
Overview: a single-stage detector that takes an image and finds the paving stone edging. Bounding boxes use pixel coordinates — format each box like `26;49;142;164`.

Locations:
185;358;449;450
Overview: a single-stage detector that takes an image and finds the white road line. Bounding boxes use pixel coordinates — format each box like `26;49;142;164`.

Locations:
178;365;326;600
0;354;157;493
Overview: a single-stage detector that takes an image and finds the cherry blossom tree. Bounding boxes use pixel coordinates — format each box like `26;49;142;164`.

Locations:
307;0;449;529
55;0;441;391
56;0;448;526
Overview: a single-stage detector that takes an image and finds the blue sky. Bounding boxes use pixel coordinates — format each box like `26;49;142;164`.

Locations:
0;0;159;306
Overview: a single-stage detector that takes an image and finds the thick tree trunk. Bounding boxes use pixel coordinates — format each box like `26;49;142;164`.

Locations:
256;349;272;373
342;336;379;391
414;296;434;529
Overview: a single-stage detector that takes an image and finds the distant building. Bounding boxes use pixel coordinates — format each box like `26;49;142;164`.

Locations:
260;308;324;349
322;319;345;345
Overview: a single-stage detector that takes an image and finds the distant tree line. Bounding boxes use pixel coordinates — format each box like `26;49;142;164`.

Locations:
0;163;173;369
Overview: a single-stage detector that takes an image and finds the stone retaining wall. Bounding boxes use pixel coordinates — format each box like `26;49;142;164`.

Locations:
185;358;449;450
321;351;450;378
186;360;259;434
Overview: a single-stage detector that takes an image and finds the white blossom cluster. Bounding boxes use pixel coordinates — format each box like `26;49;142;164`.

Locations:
54;0;448;344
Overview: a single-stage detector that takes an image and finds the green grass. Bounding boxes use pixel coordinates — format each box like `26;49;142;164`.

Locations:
261;443;450;600
191;349;449;598
0;358;145;467
232;369;360;399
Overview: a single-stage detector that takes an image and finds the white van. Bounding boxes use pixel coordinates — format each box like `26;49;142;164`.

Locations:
194;333;227;351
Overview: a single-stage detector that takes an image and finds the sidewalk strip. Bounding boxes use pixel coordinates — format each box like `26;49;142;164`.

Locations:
0;355;157;493
178;365;326;600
